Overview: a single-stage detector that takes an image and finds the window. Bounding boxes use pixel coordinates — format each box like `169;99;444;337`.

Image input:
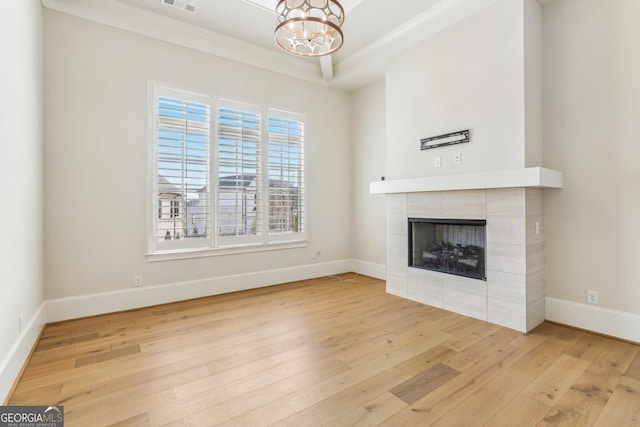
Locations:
170;200;180;218
152;87;211;251
268;115;305;235
149;84;306;256
217;103;262;243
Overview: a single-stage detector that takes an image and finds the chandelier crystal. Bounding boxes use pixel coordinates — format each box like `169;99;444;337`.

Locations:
275;0;345;57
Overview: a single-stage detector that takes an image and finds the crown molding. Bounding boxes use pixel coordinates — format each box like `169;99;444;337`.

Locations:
41;0;326;87
42;0;507;92
330;0;503;90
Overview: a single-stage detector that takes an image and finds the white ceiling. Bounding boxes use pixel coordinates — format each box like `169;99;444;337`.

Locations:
113;0;448;62
41;0;551;91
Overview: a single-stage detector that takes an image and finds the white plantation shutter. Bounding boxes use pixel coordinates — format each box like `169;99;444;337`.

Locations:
268;112;305;236
217;103;262;242
149;84;306;255
154;89;211;250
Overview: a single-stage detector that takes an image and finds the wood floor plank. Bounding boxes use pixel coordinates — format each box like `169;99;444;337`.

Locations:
53;366;210;417
8;382;63;406
145;342;352;425
539;338;639;426
626;351;640;381
274;367;411;426
74;344;141;368
174;352;333;401
592;376;640;427
443;326;524;372
157;420;187;427
324;392;407;427
177;359;350;426
210;399;296;427
8;275;640;426
377;340;543;426
14;330;240;394
35;333;100;352
390;363;460;404
106;412;152;427
284;330;451;412
336;321;454;368
441;317;502;352
29;341;112;366
521;353;590;406
563;331;608;362
482;394;551;427
65;389;177;427
510;330;582;379
430;367;532;427
395;344;457;377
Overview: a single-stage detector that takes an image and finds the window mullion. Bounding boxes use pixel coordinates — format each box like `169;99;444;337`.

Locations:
261;107;270;244
211;99;219;249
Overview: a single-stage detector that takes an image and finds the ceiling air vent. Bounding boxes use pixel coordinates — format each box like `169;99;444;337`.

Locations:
162;0;197;14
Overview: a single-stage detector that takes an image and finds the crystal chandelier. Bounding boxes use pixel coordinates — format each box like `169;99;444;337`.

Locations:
275;0;345;57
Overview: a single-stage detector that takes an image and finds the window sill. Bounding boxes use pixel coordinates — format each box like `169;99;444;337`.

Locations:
146;239;310;262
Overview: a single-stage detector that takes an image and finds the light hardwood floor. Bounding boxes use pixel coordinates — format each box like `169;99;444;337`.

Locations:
8;275;640;426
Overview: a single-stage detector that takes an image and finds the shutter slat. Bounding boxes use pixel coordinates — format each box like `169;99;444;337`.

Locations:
216;107;262;238
267;115;304;235
155;95;211;243
154;91;305;249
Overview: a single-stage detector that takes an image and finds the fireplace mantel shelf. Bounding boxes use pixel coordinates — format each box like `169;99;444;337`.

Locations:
370;167;563;194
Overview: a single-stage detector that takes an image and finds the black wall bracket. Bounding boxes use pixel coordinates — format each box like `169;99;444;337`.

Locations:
420;129;470;150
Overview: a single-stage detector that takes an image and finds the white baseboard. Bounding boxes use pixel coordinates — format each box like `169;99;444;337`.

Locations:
545;297;640;344
47;260;353;323
0;303;46;403
350;259;386;280
1;259;379;402
7;273;639;404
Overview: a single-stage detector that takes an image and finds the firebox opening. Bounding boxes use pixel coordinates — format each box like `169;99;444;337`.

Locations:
408;218;486;281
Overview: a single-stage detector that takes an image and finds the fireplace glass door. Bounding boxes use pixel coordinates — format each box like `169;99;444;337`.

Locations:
408;218;486;280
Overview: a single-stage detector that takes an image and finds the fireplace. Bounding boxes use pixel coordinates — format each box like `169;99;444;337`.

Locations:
408;218;486;281
376;185;550;332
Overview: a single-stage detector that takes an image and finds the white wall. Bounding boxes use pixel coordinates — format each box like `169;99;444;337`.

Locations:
543;0;640;314
350;79;387;276
0;0;44;401
524;0;543;167
385;0;533;180
351;0;543;281
43;10;351;300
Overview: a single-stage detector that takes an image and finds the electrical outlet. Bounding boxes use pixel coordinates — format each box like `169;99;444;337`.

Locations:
311;251;320;263
434;156;442;168
454;152;462;165
18;314;23;333
134;275;143;287
587;290;599;305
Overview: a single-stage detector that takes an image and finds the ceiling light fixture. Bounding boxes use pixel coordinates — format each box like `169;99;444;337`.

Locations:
275;0;345;57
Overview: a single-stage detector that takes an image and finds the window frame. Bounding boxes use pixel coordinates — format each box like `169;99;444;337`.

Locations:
147;82;308;261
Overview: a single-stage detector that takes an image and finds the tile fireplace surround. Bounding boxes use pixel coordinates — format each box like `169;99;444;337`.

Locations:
370;168;563;333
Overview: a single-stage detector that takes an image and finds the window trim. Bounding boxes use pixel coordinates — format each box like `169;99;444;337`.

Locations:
146;239;310;262
147;82;308;260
